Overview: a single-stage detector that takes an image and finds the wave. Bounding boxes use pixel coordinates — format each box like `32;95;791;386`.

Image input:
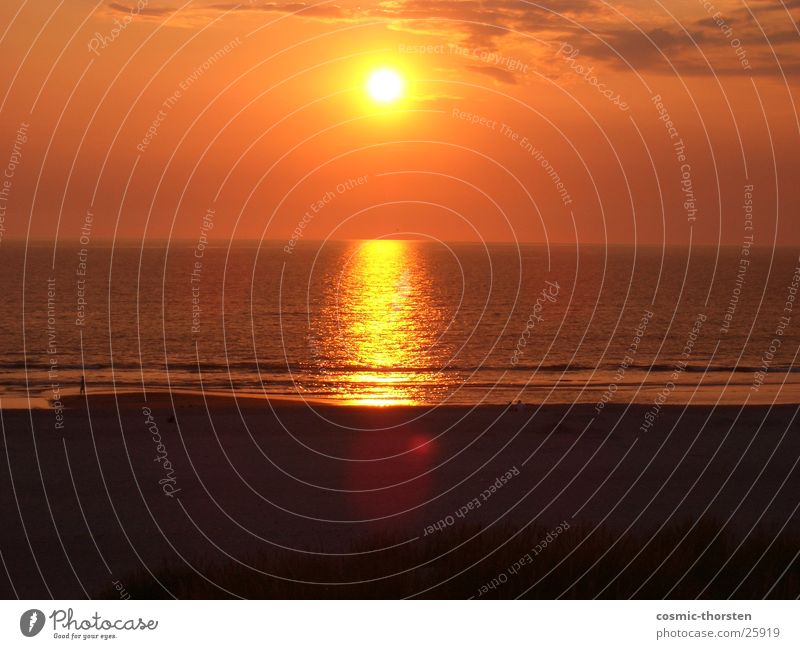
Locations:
1;359;798;375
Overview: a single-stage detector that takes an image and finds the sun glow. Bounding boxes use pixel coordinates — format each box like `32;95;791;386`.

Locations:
366;68;404;104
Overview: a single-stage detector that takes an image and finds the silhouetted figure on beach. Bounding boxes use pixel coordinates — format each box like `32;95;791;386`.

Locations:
79;374;85;395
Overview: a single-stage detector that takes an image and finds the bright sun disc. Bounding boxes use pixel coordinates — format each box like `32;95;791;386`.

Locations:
367;68;404;104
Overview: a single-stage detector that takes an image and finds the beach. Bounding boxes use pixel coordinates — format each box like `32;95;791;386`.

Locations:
1;393;798;598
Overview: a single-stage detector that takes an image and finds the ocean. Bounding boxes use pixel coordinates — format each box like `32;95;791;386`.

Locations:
2;240;799;406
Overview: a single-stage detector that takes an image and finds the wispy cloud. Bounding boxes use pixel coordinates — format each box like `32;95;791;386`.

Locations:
99;0;800;78
106;1;174;17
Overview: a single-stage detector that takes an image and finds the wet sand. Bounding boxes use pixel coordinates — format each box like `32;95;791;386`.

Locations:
1;392;798;598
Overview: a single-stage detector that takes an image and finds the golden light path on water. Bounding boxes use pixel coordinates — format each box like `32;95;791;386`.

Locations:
313;240;451;406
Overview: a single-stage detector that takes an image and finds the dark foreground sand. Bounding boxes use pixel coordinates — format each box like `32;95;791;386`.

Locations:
1;392;798;598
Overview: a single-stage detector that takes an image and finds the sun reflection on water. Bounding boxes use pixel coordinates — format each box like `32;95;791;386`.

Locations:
311;240;451;405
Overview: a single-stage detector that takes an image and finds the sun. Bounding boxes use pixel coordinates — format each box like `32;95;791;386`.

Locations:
366;68;404;104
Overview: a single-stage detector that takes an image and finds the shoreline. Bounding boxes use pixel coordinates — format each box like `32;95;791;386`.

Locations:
1;387;798;411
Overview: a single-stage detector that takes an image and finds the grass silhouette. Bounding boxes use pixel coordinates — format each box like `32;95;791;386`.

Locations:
104;518;799;599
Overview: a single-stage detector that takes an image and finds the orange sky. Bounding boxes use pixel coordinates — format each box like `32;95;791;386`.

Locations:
0;0;798;245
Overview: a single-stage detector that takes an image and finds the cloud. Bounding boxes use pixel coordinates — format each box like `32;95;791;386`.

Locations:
208;2;353;21
200;0;599;44
107;2;174;17
465;64;519;84
557;6;799;77
745;0;800;11
578;26;707;67
104;0;799;78
241;1;797;77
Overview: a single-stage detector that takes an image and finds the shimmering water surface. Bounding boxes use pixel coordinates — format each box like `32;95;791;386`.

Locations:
2;240;799;405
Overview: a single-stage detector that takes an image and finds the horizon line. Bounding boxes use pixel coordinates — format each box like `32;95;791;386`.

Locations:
6;238;797;249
